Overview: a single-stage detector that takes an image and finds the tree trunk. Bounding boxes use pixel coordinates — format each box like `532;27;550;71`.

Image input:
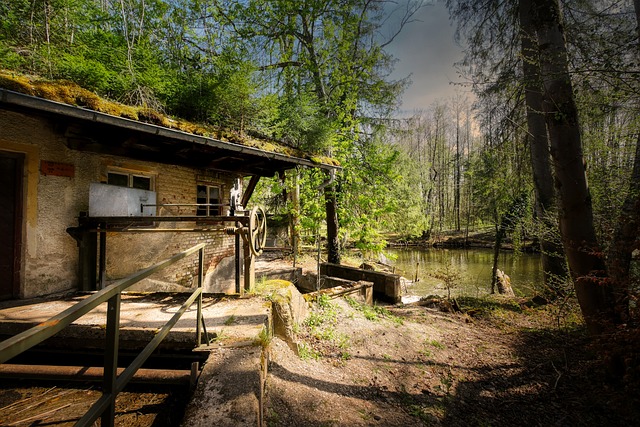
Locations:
533;0;614;335
519;0;569;297
491;221;503;295
454;107;461;231
288;170;301;258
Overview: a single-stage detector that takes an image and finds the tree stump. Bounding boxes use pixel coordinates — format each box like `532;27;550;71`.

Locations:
496;269;515;297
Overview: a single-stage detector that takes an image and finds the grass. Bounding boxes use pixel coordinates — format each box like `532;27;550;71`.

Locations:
305;295;341;326
428;339;445;350
344;296;404;325
299;294;353;361
340;350;352;361
456;295;523;317
298;343;321;361
256;326;272;348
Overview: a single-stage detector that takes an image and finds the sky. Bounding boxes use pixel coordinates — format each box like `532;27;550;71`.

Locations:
383;0;470;115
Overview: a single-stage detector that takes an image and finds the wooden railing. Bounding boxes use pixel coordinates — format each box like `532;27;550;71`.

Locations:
0;243;208;427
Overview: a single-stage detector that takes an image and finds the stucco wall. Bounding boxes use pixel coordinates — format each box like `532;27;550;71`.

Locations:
0;109;237;299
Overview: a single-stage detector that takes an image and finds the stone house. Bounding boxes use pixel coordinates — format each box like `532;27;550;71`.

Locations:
0;86;335;301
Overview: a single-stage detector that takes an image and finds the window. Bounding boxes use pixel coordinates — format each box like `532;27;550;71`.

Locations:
107;171;152;191
197;185;220;216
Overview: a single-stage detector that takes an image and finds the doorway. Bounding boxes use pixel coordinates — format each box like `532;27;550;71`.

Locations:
0;150;24;300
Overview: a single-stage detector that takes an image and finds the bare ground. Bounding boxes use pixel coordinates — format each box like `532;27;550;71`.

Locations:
265;294;639;426
1;250;637;426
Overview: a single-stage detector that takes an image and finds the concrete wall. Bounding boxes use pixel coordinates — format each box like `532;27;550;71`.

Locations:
320;263;402;303
0;109;237;299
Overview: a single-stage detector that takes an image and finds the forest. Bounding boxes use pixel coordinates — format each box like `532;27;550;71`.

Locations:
0;0;638;384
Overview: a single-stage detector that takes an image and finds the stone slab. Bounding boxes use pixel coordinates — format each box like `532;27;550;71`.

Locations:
181;346;267;427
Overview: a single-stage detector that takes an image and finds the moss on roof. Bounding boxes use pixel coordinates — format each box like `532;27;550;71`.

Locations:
0;69;340;167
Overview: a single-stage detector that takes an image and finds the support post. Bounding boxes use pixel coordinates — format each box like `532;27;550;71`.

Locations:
235;233;241;294
240;175;260;208
102;293;121;427
240;209;255;293
98;230;107;290
196;247;203;346
78;230;97;291
243;242;254;293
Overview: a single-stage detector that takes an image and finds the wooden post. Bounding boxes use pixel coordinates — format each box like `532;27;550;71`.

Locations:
235;232;241;294
78;230;97;291
243;243;254;293
98;230;107;290
243;209;255;293
102;292;120;427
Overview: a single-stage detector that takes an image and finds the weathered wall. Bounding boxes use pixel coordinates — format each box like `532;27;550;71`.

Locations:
104;163;236;292
0;109;237;299
1;109;96;298
320;263;402;303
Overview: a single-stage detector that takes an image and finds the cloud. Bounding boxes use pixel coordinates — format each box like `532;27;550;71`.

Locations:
383;1;469;113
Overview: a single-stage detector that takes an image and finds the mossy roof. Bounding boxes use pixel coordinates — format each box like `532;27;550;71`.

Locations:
0;69;339;172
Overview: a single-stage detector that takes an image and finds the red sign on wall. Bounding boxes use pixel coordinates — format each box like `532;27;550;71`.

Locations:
40;160;75;178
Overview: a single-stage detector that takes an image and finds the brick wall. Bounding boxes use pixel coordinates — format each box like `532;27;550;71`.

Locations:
0;108;241;298
103;159;239;290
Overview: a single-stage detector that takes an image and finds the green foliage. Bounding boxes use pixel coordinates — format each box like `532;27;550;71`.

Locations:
256;326;272;348
432;262;462;300
345;296;403;325
57;52;116;94
304;294;340;328
260;89;335;152
427;339;445;350
336;132;404;254
456;296;523;318
0;0;422;256
300;295;353;361
468;147;517;226
316;293;333;309
0;42;25;69
297;342;321;361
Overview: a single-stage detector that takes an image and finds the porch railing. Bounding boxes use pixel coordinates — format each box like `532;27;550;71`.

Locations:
0;243;208;427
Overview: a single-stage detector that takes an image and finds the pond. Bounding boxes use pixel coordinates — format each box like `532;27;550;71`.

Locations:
384;247;543;298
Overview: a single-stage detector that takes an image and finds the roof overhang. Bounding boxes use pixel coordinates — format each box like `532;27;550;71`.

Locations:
0;89;338;177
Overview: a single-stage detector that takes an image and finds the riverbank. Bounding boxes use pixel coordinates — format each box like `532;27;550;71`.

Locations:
386;229;539;252
266;294;638;426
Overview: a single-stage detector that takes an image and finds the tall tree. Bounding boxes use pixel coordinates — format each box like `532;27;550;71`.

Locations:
532;0;614;334
226;0;419;262
519;0;569;296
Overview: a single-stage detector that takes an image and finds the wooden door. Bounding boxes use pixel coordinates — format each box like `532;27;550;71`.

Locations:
0;151;24;300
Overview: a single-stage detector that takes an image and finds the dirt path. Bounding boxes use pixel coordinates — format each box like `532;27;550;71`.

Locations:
265;296;637;426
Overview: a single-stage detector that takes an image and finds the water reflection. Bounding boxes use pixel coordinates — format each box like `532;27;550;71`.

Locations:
386;248;542;298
